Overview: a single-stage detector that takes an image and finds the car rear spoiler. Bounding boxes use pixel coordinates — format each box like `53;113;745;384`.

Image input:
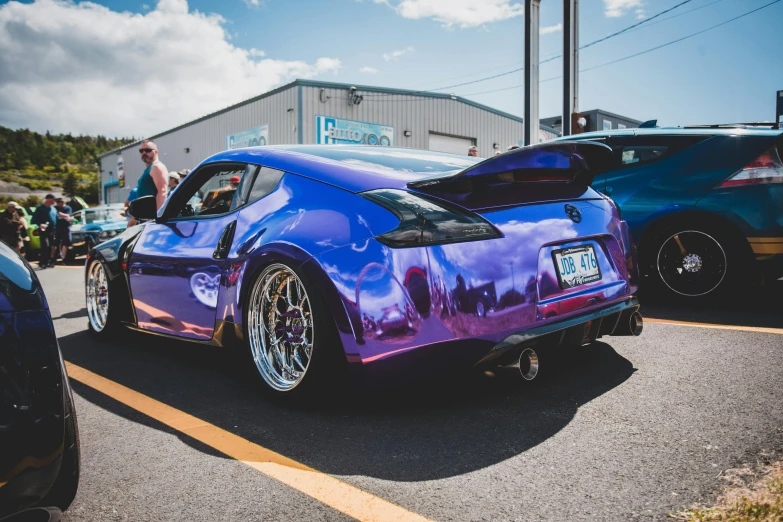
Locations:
408;140;613;191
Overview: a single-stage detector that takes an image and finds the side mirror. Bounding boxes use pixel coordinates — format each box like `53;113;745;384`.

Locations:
128;196;158;222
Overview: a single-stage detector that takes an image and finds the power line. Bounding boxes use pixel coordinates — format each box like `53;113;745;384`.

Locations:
620;0;730;34
364;0;699;97
581;0;694;50
456;0;780;98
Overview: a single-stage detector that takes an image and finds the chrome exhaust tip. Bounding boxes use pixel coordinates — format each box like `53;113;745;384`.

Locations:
629;311;643;336
518;347;540;381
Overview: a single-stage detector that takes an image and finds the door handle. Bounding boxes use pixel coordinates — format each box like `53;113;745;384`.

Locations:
213;221;237;260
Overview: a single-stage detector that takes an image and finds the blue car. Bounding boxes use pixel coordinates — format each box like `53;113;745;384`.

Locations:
85;143;642;399
0;242;80;518
68;203;127;261
555;125;783;299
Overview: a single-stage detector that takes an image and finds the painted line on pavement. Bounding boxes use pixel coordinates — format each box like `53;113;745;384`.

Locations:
64;362;433;522
645;318;783;335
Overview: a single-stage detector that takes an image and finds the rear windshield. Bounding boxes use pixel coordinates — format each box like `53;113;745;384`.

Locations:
277;146;480;176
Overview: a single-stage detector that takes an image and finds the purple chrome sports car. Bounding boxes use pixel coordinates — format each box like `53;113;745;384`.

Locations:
85;143;642;398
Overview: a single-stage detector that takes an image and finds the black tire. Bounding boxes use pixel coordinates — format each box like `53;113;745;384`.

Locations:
39;383;80;512
243;263;348;403
85;259;120;338
641;221;751;302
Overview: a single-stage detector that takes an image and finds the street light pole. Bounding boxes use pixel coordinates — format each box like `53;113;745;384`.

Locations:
562;0;579;136
524;0;541;145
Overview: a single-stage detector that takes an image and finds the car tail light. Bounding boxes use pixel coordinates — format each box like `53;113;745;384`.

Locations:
719;145;783;187
361;189;501;248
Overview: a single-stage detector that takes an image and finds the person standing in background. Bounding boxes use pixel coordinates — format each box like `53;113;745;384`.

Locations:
0;202;25;254
54;197;73;263
129;140;168;225
468;146;478;157
31;194;58;268
167;172;180;195
124;187;138;223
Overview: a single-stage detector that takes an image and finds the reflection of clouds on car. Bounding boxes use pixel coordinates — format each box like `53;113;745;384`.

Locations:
441;217;577;294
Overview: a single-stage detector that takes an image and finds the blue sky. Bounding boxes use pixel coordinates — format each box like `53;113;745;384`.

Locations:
0;0;781;136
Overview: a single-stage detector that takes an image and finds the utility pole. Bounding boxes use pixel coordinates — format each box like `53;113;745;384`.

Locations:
524;0;541;145
562;0;579;136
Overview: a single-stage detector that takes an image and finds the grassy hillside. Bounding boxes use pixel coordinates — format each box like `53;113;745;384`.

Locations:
0;125;135;206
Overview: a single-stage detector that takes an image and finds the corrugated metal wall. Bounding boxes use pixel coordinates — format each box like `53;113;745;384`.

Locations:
300;86;524;158
100;82;529;203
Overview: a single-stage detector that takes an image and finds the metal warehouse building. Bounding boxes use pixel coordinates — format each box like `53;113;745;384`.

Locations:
99;79;559;204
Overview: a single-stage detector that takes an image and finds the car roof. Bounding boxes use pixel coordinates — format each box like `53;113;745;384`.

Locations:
556;126;783;140
203;145;481;193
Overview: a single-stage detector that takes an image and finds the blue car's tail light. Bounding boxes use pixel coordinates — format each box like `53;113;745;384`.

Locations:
360;189;501;248
720;145;783;187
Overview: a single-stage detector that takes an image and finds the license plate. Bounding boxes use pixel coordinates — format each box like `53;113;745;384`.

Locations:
552;245;602;289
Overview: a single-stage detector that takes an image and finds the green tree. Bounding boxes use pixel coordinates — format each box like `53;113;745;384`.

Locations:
62;171;78;198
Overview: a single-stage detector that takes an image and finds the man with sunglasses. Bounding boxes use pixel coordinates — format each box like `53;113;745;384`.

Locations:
130;140;168;225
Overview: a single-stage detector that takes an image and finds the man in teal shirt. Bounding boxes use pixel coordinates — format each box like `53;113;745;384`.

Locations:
129;140;168;225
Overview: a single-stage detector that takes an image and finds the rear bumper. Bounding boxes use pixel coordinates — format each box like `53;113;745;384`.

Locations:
305;207;639;377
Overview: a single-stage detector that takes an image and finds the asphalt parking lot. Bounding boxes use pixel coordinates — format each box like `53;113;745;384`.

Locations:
39;263;783;522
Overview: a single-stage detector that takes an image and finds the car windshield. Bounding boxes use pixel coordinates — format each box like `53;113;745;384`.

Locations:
82;208;124;224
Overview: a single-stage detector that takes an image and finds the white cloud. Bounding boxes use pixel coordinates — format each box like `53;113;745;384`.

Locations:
383;46;414;61
360;66;379;73
540;23;562;35
373;0;524;29
0;0;341;136
242;0;265;7
603;0;643;18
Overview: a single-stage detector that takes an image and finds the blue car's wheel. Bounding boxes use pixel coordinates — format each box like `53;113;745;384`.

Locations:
246;263;345;399
655;229;729;298
86;259;117;336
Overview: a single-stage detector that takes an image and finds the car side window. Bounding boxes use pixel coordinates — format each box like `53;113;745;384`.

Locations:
610;135;710;170
246;167;285;206
163;163;257;220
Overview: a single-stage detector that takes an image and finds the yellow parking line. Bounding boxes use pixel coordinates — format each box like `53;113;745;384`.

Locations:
645;318;783;335
64;362;432;522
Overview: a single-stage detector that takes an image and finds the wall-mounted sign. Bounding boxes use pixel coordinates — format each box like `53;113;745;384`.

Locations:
226;125;269;150
117;156;125;187
316;116;393;146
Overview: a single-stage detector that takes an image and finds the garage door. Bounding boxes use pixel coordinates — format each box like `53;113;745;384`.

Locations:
428;133;475;156
105;185;120;204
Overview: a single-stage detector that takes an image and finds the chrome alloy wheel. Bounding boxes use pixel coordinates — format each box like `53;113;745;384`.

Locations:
247;264;314;392
657;230;727;297
86;260;110;332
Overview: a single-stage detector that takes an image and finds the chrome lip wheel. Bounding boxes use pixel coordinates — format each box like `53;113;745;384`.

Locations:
657;230;727;297
86;260;109;332
247;264;314;392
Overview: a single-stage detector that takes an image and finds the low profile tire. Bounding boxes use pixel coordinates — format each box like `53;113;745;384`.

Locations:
39;383;80;512
86;259;118;337
245;263;347;401
643;223;749;301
